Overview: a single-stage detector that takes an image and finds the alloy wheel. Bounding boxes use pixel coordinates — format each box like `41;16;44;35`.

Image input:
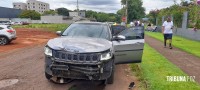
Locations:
0;37;7;45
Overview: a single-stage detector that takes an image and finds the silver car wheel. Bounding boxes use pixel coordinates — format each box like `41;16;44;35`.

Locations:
0;37;7;45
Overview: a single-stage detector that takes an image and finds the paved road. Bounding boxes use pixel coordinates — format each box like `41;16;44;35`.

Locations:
0;45;139;90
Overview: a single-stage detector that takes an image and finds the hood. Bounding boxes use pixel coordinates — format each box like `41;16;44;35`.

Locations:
47;37;112;53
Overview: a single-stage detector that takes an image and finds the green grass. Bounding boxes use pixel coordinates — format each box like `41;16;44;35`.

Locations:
13;24;69;32
131;44;200;90
145;32;200;58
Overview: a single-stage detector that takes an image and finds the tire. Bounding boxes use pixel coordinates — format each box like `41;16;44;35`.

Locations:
106;65;115;84
45;72;52;80
0;36;8;45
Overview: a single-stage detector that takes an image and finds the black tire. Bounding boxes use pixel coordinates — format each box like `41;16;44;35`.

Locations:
107;65;115;84
0;36;8;45
45;72;52;80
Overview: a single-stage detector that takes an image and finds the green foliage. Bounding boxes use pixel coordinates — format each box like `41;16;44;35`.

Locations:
85;10;120;22
56;8;70;16
147;10;160;25
121;0;126;5
147;4;200;29
127;0;145;22
146;32;200;58
120;0;145;22
19;10;41;20
131;44;200;90
13;24;69;32
117;8;126;17
86;10;98;19
43;10;57;15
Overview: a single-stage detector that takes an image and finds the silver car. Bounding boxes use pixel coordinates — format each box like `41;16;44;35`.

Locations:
0;25;17;45
44;22;144;84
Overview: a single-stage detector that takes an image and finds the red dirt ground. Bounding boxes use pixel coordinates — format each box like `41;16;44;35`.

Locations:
0;28;57;53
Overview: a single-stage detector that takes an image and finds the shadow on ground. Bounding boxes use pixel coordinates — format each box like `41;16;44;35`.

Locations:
68;80;106;90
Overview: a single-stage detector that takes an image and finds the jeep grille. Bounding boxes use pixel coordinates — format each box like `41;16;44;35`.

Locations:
53;50;101;62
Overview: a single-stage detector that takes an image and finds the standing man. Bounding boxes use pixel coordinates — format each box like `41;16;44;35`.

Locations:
162;17;174;49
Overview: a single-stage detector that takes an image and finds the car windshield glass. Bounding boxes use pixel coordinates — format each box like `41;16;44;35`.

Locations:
62;23;110;40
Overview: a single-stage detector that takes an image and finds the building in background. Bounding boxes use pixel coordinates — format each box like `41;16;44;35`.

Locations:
13;2;27;10
69;11;86;18
0;6;22;18
26;0;50;13
13;0;50;14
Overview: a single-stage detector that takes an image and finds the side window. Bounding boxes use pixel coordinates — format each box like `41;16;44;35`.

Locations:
111;26;126;36
119;27;144;40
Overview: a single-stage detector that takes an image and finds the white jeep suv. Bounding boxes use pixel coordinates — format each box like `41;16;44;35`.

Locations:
0;25;17;45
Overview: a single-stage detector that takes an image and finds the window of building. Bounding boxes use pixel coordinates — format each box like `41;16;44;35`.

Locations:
33;3;35;5
14;5;16;7
28;3;29;4
33;6;35;8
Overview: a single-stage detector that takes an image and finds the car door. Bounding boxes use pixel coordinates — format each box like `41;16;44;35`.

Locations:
113;26;144;64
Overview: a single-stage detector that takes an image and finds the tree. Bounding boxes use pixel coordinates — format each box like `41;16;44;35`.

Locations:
120;0;145;22
86;10;98;18
117;8;126;17
85;10;120;22
121;0;126;5
181;1;190;6
19;10;41;20
147;10;160;25
56;8;70;16
43;10;57;15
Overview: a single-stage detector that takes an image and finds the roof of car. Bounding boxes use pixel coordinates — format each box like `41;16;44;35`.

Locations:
74;22;107;25
0;25;9;28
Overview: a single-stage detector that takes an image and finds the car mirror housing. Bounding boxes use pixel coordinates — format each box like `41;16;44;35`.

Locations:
56;31;62;36
112;35;126;41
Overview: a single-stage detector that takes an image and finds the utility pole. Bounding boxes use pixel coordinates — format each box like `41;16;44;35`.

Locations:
77;0;79;16
126;0;128;24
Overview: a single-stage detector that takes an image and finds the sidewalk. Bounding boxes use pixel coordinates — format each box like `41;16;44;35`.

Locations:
145;35;200;84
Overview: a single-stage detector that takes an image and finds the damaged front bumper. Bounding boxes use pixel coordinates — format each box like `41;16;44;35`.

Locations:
45;56;113;80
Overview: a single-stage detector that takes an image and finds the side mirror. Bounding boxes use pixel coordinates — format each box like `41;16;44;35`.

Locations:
56;31;62;36
112;35;126;41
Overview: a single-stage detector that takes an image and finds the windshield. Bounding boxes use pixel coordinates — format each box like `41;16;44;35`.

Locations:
62;23;110;40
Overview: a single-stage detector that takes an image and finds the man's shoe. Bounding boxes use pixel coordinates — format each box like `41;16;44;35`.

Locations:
170;47;173;49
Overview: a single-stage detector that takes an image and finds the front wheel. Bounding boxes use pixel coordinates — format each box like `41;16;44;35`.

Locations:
0;37;8;45
106;64;115;84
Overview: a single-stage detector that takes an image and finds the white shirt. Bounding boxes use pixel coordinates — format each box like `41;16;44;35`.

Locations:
162;21;173;34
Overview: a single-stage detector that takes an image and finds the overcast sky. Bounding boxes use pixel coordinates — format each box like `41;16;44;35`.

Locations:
0;0;186;14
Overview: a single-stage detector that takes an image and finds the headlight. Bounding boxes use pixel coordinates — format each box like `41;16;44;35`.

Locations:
44;46;52;56
100;50;112;61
